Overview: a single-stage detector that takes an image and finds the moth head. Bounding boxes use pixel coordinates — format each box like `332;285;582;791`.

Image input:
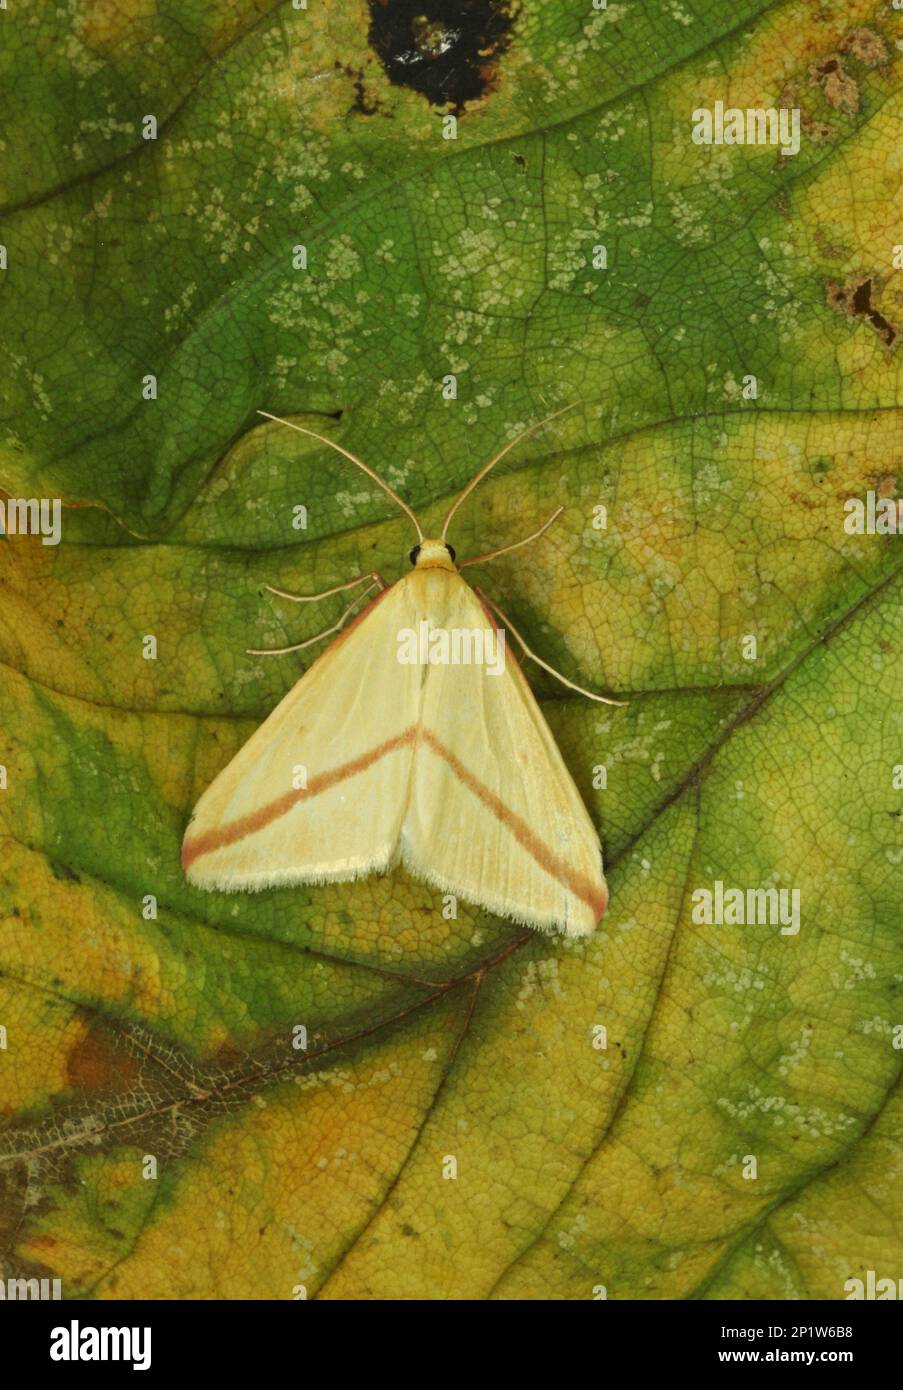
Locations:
410;538;457;571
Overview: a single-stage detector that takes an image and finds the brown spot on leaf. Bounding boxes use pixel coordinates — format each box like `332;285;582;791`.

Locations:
781;79;829;144
799;112;833;142
827;276;898;348
26;1233;58;1250
67;1024;139;1093
840;27;888;68
810;53;859;113
809;27;887;116
814;225;850;260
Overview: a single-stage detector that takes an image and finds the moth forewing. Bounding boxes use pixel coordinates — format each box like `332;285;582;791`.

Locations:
181;582;418;890
402;569;606;936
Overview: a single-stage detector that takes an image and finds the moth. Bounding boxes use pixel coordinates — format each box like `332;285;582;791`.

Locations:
182;408;623;936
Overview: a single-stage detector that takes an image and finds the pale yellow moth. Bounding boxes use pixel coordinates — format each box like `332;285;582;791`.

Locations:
182;408;624;937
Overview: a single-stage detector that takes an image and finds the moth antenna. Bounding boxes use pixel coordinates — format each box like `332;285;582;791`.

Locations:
257;410;424;542
440;403;579;543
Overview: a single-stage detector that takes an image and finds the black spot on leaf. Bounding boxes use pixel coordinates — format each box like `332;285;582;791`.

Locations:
334;61;385;117
367;0;518;113
828;276;898;348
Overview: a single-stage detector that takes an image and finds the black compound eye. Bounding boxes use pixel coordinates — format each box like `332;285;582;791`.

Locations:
409;544;421;566
446;545;456;562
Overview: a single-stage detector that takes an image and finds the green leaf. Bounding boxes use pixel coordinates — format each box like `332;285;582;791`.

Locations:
1;0;900;1299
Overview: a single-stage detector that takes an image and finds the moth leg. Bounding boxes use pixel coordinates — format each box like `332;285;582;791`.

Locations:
475;586;627;707
247;581;380;656
457;508;564;571
263;570;387;602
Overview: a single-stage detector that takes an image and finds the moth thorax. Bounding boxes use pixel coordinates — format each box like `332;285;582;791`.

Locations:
411;538;457;570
